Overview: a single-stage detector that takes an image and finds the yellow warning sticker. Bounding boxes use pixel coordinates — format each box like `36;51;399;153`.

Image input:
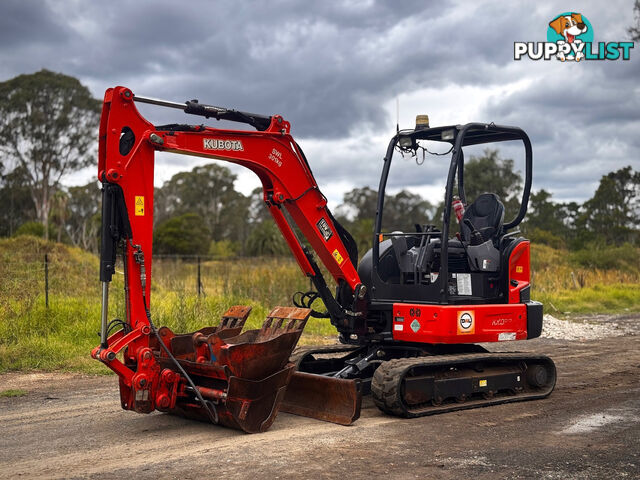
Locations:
516;265;523;273
457;310;475;335
332;249;344;265
479;379;487;387
135;196;144;216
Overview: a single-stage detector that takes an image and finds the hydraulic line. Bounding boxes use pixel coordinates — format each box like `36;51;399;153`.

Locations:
142;295;219;424
132;241;219;424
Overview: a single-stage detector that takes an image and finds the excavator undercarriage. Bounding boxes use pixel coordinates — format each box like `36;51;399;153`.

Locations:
93;86;556;433
285;343;555;420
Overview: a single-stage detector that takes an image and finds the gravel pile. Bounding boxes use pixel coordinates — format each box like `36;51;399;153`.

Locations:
541;314;626;340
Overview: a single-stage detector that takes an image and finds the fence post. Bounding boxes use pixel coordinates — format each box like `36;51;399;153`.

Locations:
44;253;49;308
197;256;201;296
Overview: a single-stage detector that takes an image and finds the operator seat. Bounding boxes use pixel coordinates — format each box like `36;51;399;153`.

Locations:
460;193;505;245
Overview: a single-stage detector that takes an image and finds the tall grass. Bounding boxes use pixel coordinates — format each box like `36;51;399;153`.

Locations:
1;236;639;373
0;237;334;373
531;244;640;313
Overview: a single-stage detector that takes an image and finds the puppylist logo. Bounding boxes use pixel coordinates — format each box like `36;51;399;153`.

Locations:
514;12;634;61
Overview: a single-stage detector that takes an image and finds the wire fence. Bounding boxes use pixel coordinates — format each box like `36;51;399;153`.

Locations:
4;247;640;312
0;252;309;311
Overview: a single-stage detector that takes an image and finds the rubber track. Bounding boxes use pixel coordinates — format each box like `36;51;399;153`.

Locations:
371;352;556;418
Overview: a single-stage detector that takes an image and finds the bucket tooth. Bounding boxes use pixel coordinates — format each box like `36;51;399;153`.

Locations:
151;305;252;360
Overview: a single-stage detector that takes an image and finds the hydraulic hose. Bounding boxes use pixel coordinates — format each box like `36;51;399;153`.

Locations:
133;242;218;424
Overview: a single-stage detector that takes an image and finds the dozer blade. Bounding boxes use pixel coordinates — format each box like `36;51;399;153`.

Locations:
280;371;362;425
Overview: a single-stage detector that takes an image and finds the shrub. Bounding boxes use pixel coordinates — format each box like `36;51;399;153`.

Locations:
569;244;640;271
14;221;45;238
526;228;566;250
209;239;238;259
154;213;210;255
245;221;288;256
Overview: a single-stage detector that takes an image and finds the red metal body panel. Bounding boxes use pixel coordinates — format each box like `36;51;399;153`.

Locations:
391;240;533;344
507;240;531;304
391;303;528;343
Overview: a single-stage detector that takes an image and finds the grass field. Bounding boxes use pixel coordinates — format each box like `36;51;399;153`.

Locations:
1;236;639;373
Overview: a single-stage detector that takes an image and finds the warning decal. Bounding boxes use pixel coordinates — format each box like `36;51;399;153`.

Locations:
457;310;475;334
317;218;333;241
332;249;344;265
135;196;144;216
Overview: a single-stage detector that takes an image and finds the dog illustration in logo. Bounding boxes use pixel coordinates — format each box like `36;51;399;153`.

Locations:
549;13;588;61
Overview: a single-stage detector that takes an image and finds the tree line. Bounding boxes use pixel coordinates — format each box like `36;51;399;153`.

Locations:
3;151;639;257
1;70;639;257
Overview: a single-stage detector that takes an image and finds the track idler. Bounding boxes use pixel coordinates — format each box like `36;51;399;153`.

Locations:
148;305;311;433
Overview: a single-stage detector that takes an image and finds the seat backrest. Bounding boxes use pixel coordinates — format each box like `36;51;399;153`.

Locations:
461;193;505;243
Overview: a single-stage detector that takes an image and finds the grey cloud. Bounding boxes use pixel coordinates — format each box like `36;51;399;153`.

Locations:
0;1;68;47
1;0;638;205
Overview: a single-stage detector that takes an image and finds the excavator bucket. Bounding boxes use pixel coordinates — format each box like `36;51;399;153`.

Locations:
152;306;311;433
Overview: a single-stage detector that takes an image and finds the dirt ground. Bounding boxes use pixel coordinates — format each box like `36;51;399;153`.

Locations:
1;315;639;479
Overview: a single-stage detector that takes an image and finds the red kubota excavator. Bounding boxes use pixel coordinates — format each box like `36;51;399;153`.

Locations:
92;86;556;433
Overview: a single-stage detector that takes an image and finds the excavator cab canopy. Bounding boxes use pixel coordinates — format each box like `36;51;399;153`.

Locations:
362;122;533;305
389;122;532;230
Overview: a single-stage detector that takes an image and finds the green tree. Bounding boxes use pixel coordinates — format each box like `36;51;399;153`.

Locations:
155;164;250;244
433;149;523;230
461;149;522;218
245;221;289;256
578;166;640;245
336;186;378;222
524;190;568;234
0;70;100;240
248;186;273;224
244;186;282;255
383;189;434;232
66;181;101;251
629;0;640;40
559;201;582;243
49;190;70;243
335;186;432;257
346;217;374;258
0;165;35;237
153;213;211;255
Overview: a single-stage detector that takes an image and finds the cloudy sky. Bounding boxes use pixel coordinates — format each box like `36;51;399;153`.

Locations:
1;0;639;208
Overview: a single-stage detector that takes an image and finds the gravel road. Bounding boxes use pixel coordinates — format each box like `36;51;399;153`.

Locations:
1;314;639;479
